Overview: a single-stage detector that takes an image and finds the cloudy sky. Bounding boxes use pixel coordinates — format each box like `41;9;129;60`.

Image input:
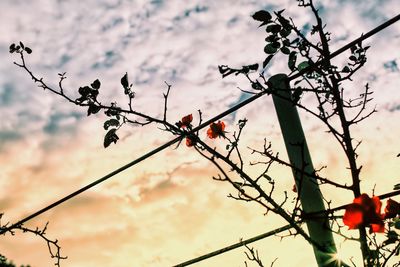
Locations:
0;0;399;266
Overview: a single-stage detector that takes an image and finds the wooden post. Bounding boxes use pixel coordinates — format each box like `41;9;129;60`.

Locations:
269;74;338;267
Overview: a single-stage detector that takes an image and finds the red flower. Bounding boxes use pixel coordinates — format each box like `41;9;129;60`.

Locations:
343;204;364;229
178;114;193;128
343;194;385;233
384;198;400;219
207;121;225;139
292;184;297;193
185;136;195;147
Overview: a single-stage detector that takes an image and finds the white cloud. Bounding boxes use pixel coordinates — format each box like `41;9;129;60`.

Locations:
0;0;399;266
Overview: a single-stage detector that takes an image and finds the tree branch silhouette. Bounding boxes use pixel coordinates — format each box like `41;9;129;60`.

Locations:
0;213;66;266
5;2;400;266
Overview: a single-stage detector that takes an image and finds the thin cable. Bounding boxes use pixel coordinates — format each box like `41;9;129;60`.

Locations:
1;13;399;234
172;224;294;267
174;190;400;266
330;13;400;59
0;90;269;235
289;13;400;80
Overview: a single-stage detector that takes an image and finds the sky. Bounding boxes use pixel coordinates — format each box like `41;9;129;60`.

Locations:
0;0;399;266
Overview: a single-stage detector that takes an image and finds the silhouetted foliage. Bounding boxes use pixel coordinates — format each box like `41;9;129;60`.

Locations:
0;254;30;267
6;0;400;266
0;214;66;266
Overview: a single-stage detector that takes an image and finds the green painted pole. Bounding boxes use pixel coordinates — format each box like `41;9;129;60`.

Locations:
269;74;338;267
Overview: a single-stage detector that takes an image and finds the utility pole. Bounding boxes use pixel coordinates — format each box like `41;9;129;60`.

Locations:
269;74;339;267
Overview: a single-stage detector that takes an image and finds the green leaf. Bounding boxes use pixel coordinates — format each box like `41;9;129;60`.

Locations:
280;28;291;37
395;220;400;229
288;51;297;71
383;230;399;246
248;63;259;71
24;47;32;54
78;86;91;97
262;54;274;68
282;39;291;46
292;87;302;104
218;65;236;78
251;81;263;90
105;104;121;118
87;104;101;116
349;55;357;62
91;88;99;100
104;128;119;148
342;66;351;73
290;37;300;44
121;72;129;89
91;79;101;90
394;183;400;190
103;119;120;130
266;24;281;33
387;230;398;239
265;34;278;42
264;43;277;54
298;61;310;71
276;9;285;16
271;42;281;49
281;46;290;54
278;16;291;30
252;10;272;22
262;174;272;181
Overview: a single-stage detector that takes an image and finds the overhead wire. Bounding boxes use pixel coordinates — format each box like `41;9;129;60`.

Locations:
1;13;399;236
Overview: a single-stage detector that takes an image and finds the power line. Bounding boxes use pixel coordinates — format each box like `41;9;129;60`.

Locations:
173;190;400;266
289;13;400;80
168;12;400;266
172;224;294;267
1;13;399;235
0;89;269;235
330;13;400;59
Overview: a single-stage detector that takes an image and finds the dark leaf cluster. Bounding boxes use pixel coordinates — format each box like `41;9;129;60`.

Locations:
103;128;119;148
103;73;137;148
9;41;32;54
0;254;31;267
218;64;258;78
252;9;293;68
121;72;135;99
348;42;370;65
297;0;311;7
103;102;122;148
76;79;102;116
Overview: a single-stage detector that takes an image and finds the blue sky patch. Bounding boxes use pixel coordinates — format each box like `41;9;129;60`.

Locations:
383;60;399;72
43;112;82;134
